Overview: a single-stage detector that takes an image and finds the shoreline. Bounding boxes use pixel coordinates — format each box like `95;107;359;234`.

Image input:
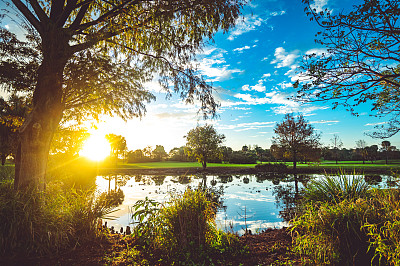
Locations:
98;166;398;176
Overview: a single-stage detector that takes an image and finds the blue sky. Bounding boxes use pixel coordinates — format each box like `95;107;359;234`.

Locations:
1;0;399;152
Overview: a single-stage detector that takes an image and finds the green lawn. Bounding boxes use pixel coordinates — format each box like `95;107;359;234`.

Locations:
101;160;400;171
103;161;257;169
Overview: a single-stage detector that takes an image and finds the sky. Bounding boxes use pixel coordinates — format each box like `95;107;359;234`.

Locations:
1;0;399;152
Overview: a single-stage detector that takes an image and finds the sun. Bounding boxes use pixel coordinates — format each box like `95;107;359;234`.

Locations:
79;133;111;161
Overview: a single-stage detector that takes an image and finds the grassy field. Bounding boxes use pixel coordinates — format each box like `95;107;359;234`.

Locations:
100;160;400;171
102;161;256;169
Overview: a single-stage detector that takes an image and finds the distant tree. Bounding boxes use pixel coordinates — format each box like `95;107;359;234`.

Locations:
106;134;127;161
366;145;379;164
152;145;168;161
185;124;225;169
330;134;343;164
0;95;29;165
270;144;286;162
355;140;368;164
295;0;400;138
272;113;321;170
220;146;233;163
127;149;145;163
242;145;249;152
169;147;189;162
229;151;257;164
381;141;391;164
143;146;153;159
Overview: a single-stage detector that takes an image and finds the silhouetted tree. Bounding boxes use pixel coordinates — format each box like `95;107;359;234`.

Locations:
272;113;321;170
330;134;343;164
152;145;168;161
185;124;225;170
381;141;391;164
0;95;29;165
356;140;368;164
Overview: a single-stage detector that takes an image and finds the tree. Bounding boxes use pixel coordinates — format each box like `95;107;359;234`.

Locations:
105;134;127;160
330;134;343;164
295;0;400;138
272;113;321;170
0;95;29;165
127;149;145;163
381;140;391;164
152;145;167;161
366;145;379;164
184;124;225;170
4;0;244;189
355;140;368;164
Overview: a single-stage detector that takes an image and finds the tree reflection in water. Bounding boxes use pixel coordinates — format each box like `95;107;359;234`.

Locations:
273;174;310;222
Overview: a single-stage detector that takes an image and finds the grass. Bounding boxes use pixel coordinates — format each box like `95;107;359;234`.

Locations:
102;161;258;169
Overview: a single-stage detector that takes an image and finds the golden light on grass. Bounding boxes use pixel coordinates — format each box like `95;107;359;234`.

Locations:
79;133;111;161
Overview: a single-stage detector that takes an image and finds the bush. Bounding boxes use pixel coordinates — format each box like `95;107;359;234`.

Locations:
363;189;400;265
255;162;288;172
229;151;257;164
291;199;377;265
292;186;400;265
131;187;244;264
0;180;116;256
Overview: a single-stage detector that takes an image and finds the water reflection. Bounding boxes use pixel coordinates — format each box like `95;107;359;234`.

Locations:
96;173;397;234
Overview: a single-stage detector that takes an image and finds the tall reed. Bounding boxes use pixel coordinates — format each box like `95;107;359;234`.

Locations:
0;180;115;256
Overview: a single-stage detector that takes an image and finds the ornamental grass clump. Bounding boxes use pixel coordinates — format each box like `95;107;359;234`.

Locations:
292;171;400;265
0;180;116;256
304;173;369;203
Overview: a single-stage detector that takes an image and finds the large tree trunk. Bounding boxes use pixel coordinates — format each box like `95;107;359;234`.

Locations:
14;30;69;190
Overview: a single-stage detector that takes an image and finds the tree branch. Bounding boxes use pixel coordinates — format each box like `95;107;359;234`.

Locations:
11;0;43;34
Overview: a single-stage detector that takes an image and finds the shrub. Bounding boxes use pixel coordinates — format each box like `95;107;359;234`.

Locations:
363;189;400;265
292;187;400;265
131;187;244;264
255;162;288;172
229;151;257;164
0;180;116;256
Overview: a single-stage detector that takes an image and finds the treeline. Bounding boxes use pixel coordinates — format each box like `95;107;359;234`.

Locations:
123;143;399;164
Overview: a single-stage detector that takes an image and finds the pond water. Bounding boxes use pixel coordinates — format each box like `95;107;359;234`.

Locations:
96;173;397;234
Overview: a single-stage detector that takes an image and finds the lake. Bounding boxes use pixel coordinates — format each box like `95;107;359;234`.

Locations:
96;173;397;234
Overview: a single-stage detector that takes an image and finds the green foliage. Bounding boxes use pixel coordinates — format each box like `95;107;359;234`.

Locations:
229;151;257;164
0;180;116;256
130;187;244;264
273;113;321;169
291;199;378;265
304;174;370;203
363;189;400;266
185;124;225;169
292;178;400;265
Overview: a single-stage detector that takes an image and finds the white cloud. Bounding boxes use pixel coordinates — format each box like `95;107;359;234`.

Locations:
242;80;266;92
310;120;340;124
262;73;271;78
277;82;293;89
270;11;286;16
228;14;265;40
310;0;332;13
198;49;243;81
219;121;276;131
365;122;387;126
233;45;251;53
305;48;327;56
271;47;300;68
